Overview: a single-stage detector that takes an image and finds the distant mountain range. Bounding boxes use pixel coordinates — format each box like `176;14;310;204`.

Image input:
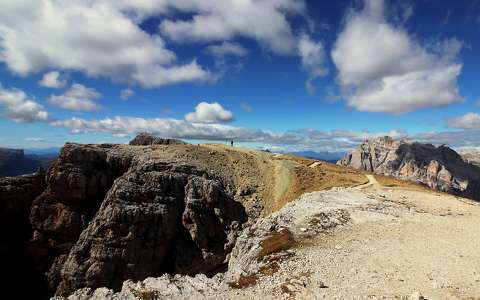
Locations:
287;150;346;163
0;147;59;177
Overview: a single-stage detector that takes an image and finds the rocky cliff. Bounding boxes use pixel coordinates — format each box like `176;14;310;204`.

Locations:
1;137;253;298
0;135;370;299
337;136;480;200
0;171;47;297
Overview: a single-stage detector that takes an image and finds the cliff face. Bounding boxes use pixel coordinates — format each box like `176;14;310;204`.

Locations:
55;161;246;296
0;148;41;176
337;136;480;200
0;171;47;297
0;138;249;298
29;143;136;294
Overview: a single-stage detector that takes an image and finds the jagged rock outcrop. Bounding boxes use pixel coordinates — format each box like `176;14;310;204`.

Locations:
29;143;134;293
54;161;246;296
337;136;480;200
0;171;47;297
129;133;186;146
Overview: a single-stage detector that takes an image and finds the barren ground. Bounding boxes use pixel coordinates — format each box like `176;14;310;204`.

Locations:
63;144;480;299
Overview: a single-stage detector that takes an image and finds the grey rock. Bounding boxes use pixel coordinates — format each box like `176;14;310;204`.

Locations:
55;161;246;296
129;133;186;146
338;136;480;200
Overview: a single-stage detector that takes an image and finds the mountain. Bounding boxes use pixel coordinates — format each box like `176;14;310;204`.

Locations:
0;148;41;177
337;136;480;201
0;148;58;177
288;150;346;163
1;134;367;298
458;148;480;167
24;147;61;156
3;134;480;299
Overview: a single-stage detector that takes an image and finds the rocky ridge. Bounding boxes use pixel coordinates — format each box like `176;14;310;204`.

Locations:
337;136;480;200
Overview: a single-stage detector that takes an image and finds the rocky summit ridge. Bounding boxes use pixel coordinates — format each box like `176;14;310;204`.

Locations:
337;136;480;200
3;134;480;299
1;133;368;299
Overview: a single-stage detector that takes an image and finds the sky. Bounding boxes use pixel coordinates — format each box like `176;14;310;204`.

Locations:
1;0;480;152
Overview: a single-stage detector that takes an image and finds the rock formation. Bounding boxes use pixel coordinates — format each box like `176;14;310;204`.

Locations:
54;161;246;296
0;135;249;298
29;143;135;294
0;171;47;297
337;136;480;200
129;133;186;146
459;148;480;167
0;148;41;176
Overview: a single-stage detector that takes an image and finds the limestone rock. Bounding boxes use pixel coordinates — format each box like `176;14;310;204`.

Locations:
338;136;480;200
29;143;134;293
54;161;246;296
129;133;186;146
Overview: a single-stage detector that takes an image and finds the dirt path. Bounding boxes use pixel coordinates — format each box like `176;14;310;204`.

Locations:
308;161;322;168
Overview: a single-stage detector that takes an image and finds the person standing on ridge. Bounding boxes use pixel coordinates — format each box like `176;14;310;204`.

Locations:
231;140;234;147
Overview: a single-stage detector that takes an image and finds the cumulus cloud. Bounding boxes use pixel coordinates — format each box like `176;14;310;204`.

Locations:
51;112;412;152
331;0;463;113
158;0;305;55
120;88;135;100
0;1;212;87
0;84;49;122
446;113;480;129
298;33;328;94
48;84;102;111
38;71;67;89
185;102;235;123
205;42;248;58
49;109;480;151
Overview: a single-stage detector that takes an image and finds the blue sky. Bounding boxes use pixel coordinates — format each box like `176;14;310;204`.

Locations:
1;0;480;151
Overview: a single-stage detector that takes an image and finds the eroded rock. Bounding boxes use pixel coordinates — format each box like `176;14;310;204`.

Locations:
338;136;480;200
129;133;186;146
29;143;134;293
55;161;246;296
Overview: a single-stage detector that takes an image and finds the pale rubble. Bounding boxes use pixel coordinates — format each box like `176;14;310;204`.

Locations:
55;187;373;300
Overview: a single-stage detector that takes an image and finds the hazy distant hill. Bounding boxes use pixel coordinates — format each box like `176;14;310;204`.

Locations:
288;150;346;163
0;148;58;177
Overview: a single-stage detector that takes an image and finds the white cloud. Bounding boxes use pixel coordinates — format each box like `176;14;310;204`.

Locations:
331;0;463;113
120;88;135;100
446;113;480;129
158;0;305;55
49;111;480;151
0;1;212;87
0;84;49;122
205;42;248;58
25;137;45;142
298;33;328;94
48;84;102;111
185;102;235;124
38;71;67;88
